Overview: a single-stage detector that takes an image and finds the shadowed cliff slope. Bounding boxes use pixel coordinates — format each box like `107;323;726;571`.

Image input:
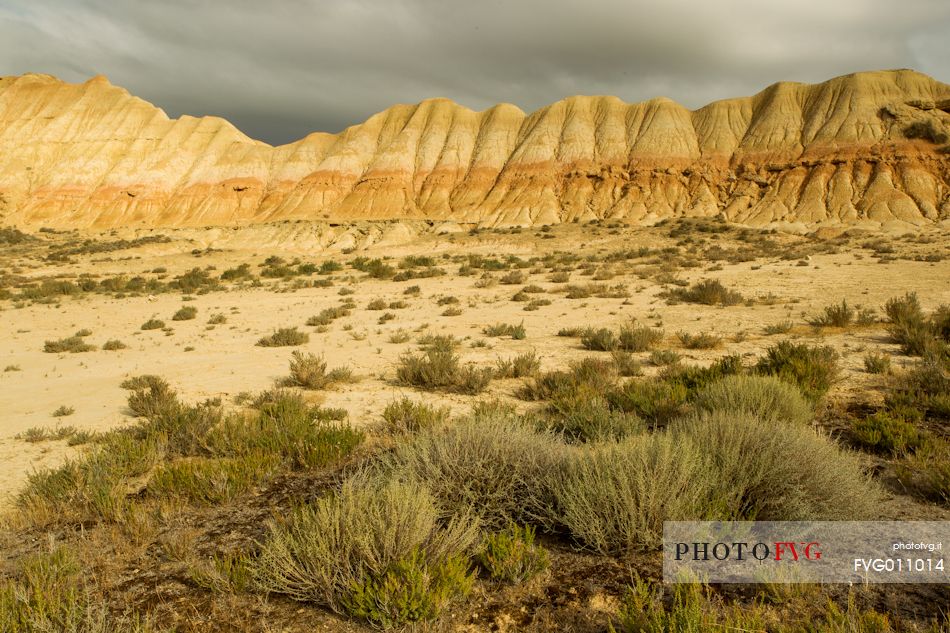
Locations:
1;69;948;229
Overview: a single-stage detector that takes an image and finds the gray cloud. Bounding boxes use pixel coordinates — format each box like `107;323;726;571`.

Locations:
1;0;948;145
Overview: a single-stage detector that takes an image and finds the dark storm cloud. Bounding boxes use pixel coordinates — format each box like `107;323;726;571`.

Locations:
1;0;948;145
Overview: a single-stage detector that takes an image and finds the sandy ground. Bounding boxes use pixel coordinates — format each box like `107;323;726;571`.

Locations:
2;222;949;508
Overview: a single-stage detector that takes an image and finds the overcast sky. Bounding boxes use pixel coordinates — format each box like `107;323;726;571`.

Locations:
1;0;948;145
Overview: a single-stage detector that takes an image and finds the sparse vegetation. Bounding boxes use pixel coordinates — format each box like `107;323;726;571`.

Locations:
284;351;355;389
257;327;309;347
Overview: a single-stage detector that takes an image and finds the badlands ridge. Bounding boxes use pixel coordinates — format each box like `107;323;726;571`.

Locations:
0;69;948;230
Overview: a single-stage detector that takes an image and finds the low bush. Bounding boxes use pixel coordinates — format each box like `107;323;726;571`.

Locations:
897;439;950;505
692;375;813;426
606;379;688;427
284;351;354;389
545;385;644;442
676;331;721;349
807;299;853;328
43;336;96;353
147;454;279;504
396;346;492;394
494;351;541;378
257;327;309;347
665;279;744;306
102;339;127;351
253;479;477;622
172;305;198;321
306;306;351;326
140;318;165;331
483;322;526;339
611;350;643;377
649;349;681;366
581;327;617;351
378;413;565;529
755;341;838;401
476;523;549;583
382;397;449;434
618;323;665;352
852;411;923;455
863;352;892;374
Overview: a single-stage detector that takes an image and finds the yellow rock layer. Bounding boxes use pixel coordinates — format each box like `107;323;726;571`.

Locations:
0;69;948;229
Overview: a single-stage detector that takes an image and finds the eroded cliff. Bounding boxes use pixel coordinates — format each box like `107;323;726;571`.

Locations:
1;69;948;229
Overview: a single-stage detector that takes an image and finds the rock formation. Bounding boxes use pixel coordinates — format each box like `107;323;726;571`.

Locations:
0;69;948;230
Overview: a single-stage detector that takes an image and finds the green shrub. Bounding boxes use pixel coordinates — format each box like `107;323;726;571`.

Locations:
148;454;279;504
483;322;526;339
378;413;565;529
692;375;813;426
606;379;688;427
863;352;892;374
285;351;353;389
611;350;643;377
763;320;794;335
495;351;541;378
476;523;549;583
51;405;74;418
43;336;95;353
102;339;127;351
253;479;477;615
306;306;351;326
396;346;492;394
207;313;227;325
552;433;712;552
366;298;387;310
614;580;768;633
852;411;923;455
140;318;165;331
172;305;198;321
618;324;664;352
382;398;449;434
666;279;744;306
126;377;178;418
676;331;721;349
545;385;644;442
649;349;681;366
343;550;473;628
674;411;878;523
808;300;854;327
755;341;838;401
897;439;950;505
581;327;617;351
257;327;309;347
208;391;362;470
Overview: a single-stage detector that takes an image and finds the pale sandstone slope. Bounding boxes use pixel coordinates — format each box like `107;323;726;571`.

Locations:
0;69;948;229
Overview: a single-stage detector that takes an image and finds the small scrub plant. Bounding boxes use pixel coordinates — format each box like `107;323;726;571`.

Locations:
307;306;351;326
284;351;354;389
257;327;309;347
342;549;474;628
650;349;681;366
852;411;923;455
476;523;549;583
396;346;492;395
207;313;227;325
763;320;794;335
172;305;198;321
611;350;643;377
545;385;644;442
495;351;541;378
618;323;665;352
483;322;526;339
382;397;450;434
366;298;387;310
253;479;477;619
692;375;813;426
755;340;838;402
51;405;74;418
102;339;127;350
864;351;892;374
441;306;463;317
676;331;721;349
43;336;95;353
141;317;165;331
665;278;744;306
807;299;854;328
